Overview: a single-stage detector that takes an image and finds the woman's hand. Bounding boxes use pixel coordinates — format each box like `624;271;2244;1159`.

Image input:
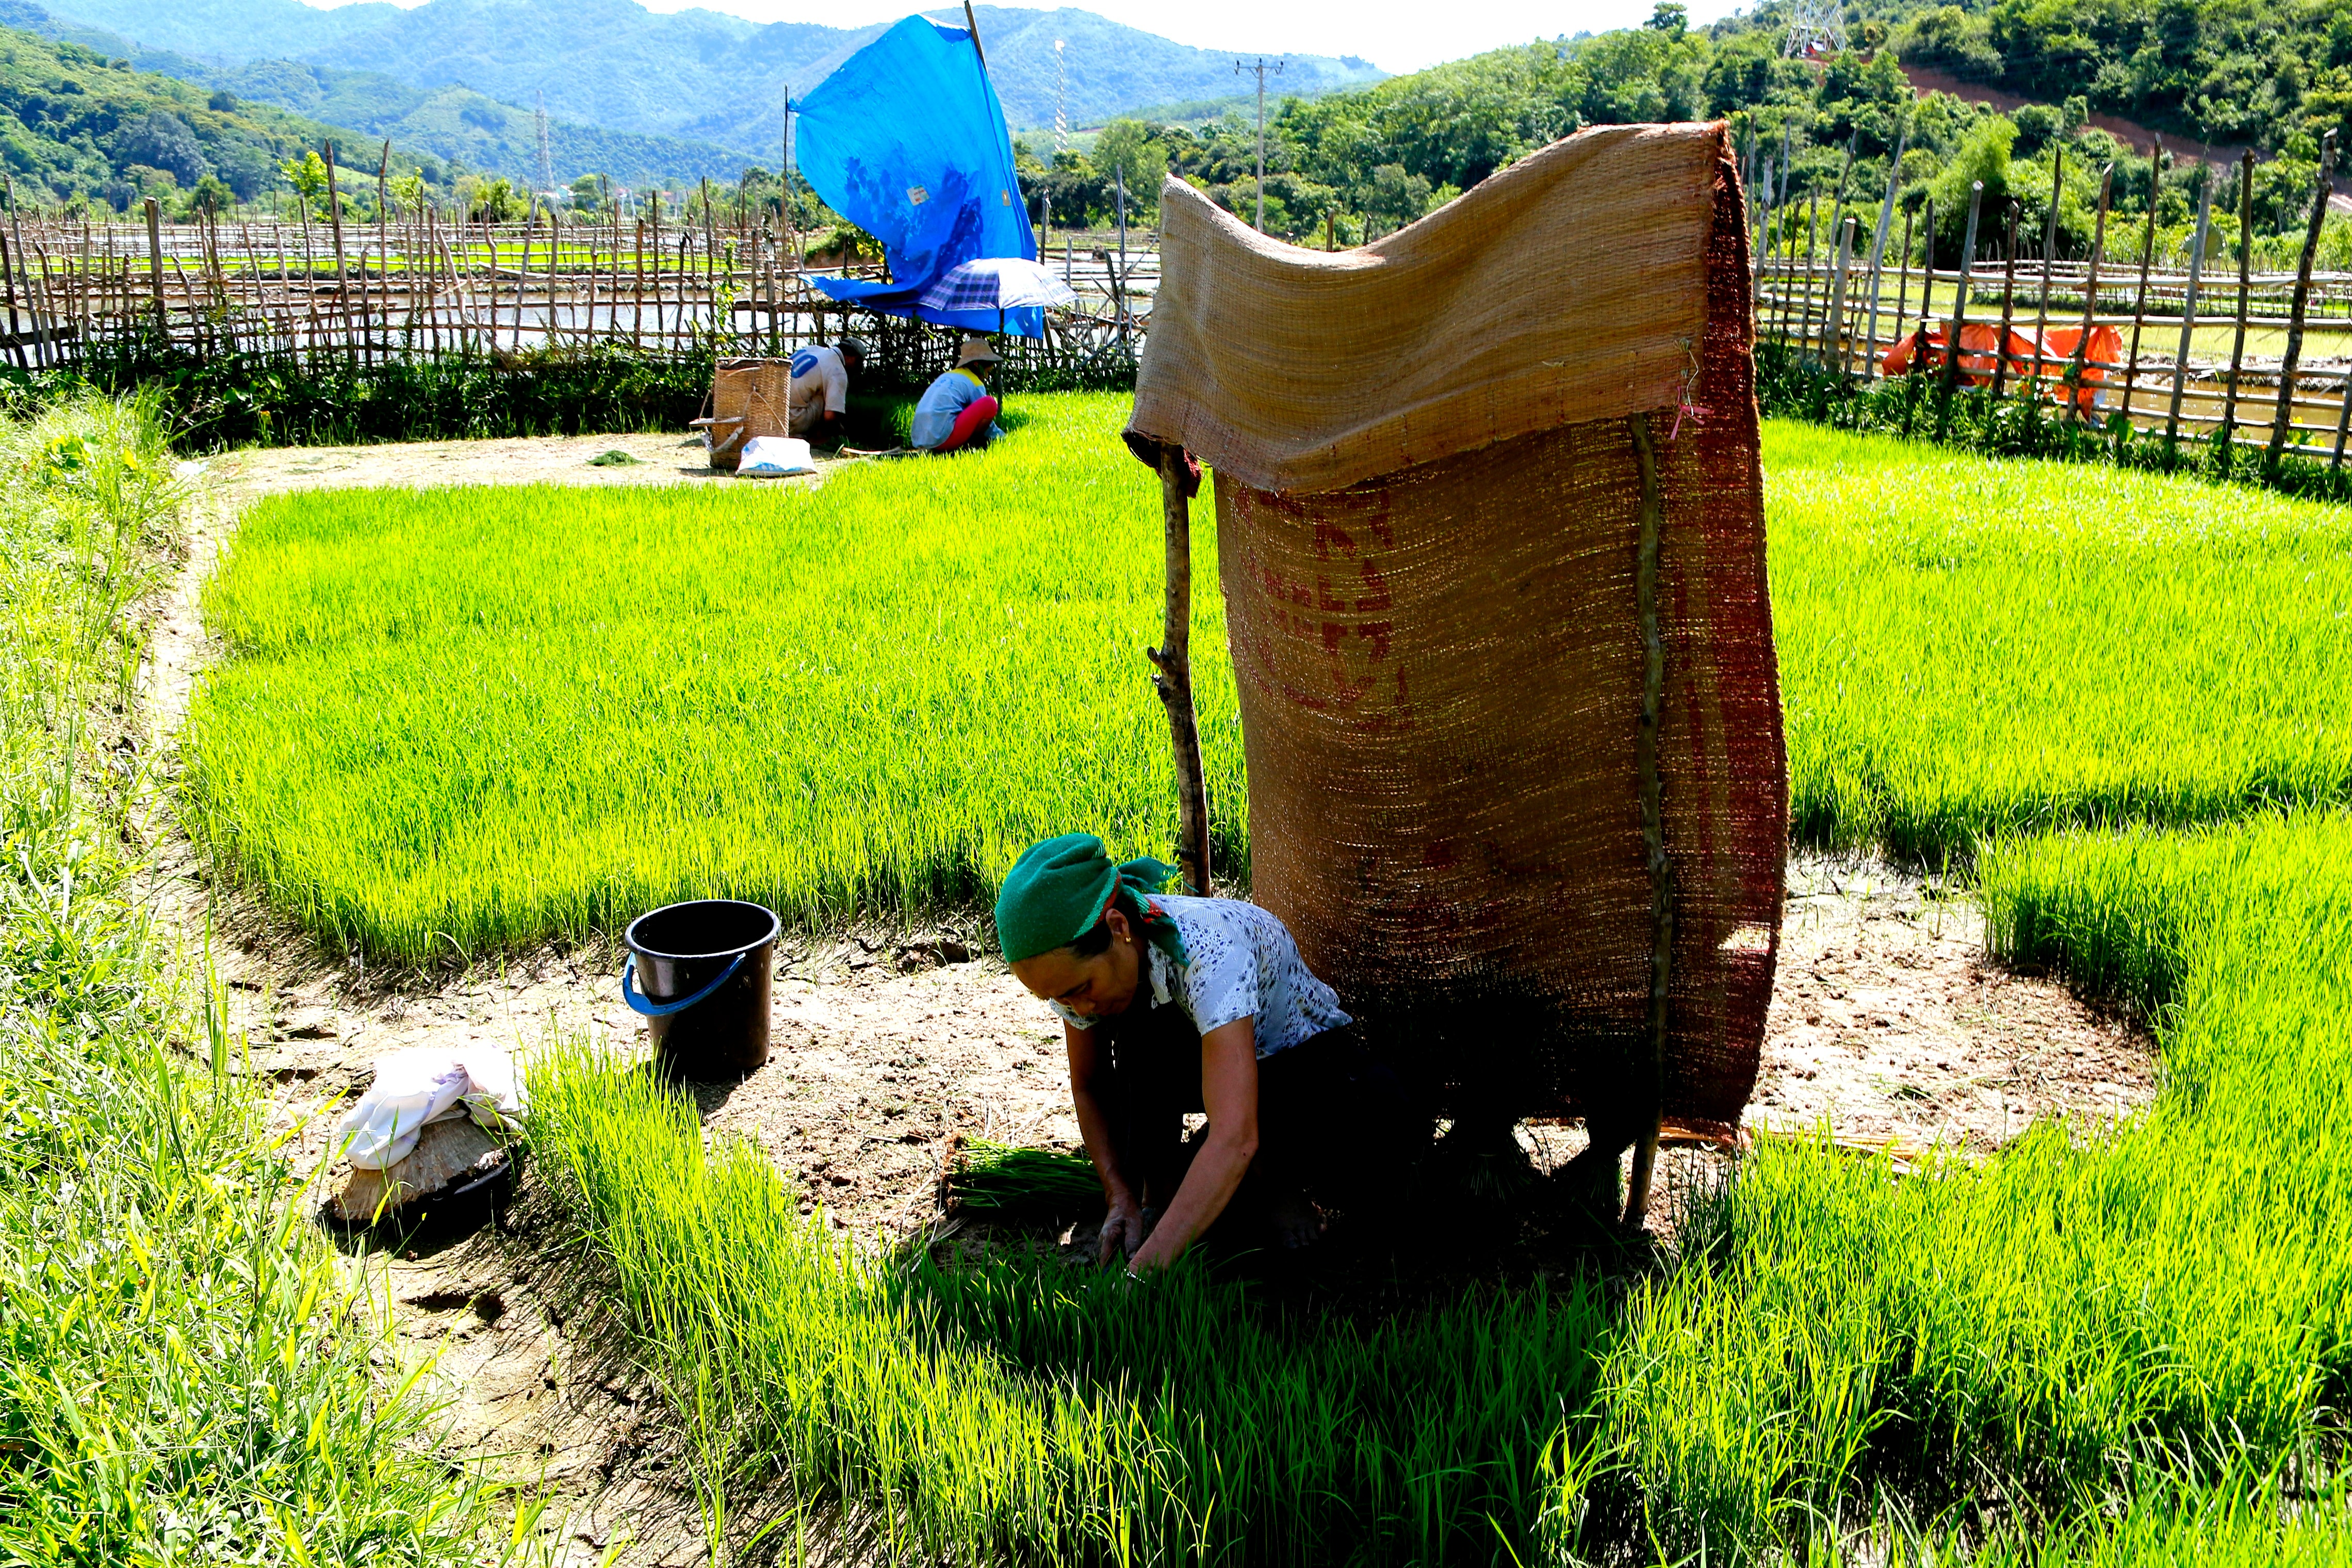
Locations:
1098;1194;1151;1264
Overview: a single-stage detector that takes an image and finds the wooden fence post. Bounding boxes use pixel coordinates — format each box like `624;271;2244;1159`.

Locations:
1860;122;1907;383
144;196;166;329
1825;216;1855;372
2029;142;2062;397
1991;200;2020;397
322;141;355;363
1889;205;1913;378
2219;150;2256;460
2265;130;2338;478
1936;182;1983;438
2064;165;2114;426
2118;137;2162;435
2332;367;2351;472
2166;167;2215;453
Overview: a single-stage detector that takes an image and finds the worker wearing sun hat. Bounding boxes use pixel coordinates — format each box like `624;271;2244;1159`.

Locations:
996;832;1417;1272
909;334;1004;453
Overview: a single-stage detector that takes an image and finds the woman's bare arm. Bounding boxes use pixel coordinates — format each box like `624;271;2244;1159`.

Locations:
1065;1022;1149;1262
1126;1019;1259;1272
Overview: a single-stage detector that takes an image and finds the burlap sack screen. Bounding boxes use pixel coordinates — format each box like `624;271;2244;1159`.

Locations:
1124;122;1785;1137
705;358;794;470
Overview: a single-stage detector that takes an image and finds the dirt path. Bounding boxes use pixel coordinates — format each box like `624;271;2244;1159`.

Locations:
138;440;2157;1558
193;430;828;511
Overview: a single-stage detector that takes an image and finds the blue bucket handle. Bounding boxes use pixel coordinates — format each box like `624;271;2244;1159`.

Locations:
623;950;747;1017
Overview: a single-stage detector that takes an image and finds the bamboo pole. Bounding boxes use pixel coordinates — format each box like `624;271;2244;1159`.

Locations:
1991;201;2020;397
1890;205;1912;363
2118;138;2162;430
1936;181;1984;438
2219;151;2256;458
1824;216;1855;372
2029;143;2062;397
2332;367;2351;472
374;141;390;365
145;196;167;329
7;178;43;367
2265;131;2338;477
2064;165;2114;426
1860;124;1907;383
516;195;536;351
2166;167;2215;450
0;227;24;371
323;142;355;362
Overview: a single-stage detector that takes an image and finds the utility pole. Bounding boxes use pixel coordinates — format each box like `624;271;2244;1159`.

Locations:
1053;39;1068;158
1234;56;1283;231
534;91;554;197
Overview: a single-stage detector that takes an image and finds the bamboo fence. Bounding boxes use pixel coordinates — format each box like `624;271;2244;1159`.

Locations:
0;194;1161;381
1748;142;2352;469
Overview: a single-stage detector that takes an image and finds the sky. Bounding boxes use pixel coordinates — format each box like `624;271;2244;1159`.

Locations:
294;0;1753;74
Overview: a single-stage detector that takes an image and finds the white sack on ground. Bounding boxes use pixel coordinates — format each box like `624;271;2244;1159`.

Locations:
337;1047;527;1169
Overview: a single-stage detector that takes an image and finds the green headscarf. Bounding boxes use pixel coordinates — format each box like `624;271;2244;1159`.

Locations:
994;833;1189;965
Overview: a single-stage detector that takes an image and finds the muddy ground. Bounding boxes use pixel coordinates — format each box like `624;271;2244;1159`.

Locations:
139;437;2155;1563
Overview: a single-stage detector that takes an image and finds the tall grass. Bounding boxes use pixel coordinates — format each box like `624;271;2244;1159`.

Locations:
186;393;1244;962
0;396;518;1564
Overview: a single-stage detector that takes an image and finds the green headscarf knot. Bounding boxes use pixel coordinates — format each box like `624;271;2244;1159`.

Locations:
994;833;1190;966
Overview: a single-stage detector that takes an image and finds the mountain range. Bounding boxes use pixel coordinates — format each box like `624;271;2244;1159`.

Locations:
35;0;1386;161
3;0;744;187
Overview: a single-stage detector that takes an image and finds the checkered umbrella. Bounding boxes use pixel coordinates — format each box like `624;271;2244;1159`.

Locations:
918;257;1078;315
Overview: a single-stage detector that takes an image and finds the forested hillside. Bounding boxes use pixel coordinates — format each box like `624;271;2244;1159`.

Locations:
0;20;420;214
1037;0;2345;264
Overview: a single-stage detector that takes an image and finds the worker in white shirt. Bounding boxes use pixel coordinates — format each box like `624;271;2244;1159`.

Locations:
786;335;868;444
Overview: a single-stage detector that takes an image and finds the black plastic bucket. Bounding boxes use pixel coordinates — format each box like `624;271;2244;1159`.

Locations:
623;899;778;1082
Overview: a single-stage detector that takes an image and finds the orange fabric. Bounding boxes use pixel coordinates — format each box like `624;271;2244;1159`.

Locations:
1881;322;2123;411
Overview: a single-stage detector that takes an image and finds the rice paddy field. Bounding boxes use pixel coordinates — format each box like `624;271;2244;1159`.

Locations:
183;394;2352;1560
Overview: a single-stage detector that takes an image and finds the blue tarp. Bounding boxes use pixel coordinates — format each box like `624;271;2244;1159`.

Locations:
795;15;1042;338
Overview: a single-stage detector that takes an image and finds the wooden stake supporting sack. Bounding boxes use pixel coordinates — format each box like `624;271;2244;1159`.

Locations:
1150;448;1212;902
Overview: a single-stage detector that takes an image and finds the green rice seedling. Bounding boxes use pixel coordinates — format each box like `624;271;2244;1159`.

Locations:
186;393;1244;962
945;1138;1105;1220
1769;422;2352;862
530;1041;1627;1565
190;407;2352;962
0;396;515;1564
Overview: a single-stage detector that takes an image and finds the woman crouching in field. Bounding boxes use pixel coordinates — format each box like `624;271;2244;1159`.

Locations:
997;833;1412;1271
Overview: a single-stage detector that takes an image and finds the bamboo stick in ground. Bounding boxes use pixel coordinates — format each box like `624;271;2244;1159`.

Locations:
1860;123;1907;383
0;229;25;372
1991;201;2021;397
1936;182;1984;436
633;218;646;350
2264;131;2338;477
2166;168;2215;451
1890;205;1912;362
2331;367;2351;472
2064;166;2114;426
2118;138;2163;433
2220;151;2256;459
1825;216;1855;372
323;142;356;362
2029;142;2062;398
